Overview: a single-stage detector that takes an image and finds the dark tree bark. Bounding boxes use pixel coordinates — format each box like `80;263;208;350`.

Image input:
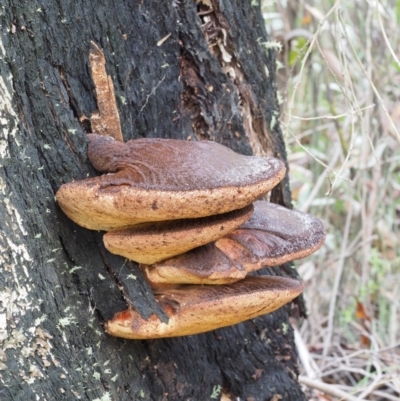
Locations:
0;1;306;400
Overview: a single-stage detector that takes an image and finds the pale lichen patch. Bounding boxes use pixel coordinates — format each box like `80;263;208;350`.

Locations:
20;363;44;384
93;392;112;401
0;59;57;382
6;238;31;263
0;285;53;380
3;192;28;238
0;286;30;325
0;33;18;153
69;265;82;273
58;316;77;327
0;313;7;342
0;73;18;160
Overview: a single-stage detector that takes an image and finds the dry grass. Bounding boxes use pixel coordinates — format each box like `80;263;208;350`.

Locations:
262;1;400;399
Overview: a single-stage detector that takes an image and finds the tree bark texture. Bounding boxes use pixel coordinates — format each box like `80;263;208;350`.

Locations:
0;1;307;400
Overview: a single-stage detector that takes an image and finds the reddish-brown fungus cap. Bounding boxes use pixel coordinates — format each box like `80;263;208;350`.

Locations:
142;201;326;285
103;204;253;265
55;134;285;231
105;276;304;339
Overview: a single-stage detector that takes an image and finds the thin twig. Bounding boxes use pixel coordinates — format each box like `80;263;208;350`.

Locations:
299;145;341;212
322;202;353;361
356;355;383;400
291;105;375;121
372;390;400;401
294;328;320;379
284;125;351;182
286;4;338;126
138;75;166;114
338;11;400;142
299;376;360;401
375;1;400;67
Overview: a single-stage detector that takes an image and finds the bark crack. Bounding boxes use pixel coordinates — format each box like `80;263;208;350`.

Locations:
179;53;211;140
196;0;273;156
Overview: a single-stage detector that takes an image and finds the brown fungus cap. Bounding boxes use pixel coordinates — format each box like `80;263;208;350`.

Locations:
142;201;326;285
103;204;253;265
105;276;304;339
56;134;285;231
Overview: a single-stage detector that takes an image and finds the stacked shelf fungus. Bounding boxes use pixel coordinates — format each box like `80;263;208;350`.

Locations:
56;133;325;339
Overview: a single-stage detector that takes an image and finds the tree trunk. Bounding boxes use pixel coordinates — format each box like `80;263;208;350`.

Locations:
0;1;306;400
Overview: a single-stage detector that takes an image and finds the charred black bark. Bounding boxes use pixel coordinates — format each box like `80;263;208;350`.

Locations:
0;0;306;400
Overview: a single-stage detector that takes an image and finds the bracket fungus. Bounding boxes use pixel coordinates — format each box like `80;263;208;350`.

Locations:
103;204;254;264
105;276;304;339
141;201;326;286
55;44;326;340
56;134;285;230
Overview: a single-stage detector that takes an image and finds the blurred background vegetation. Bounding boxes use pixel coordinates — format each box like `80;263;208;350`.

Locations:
262;1;400;399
